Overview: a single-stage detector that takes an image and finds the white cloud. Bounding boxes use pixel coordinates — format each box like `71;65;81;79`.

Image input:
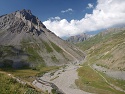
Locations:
87;3;94;9
49;16;61;21
61;8;73;13
43;0;125;37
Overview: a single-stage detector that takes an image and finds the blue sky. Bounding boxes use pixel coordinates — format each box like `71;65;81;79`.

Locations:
0;0;125;37
0;0;96;21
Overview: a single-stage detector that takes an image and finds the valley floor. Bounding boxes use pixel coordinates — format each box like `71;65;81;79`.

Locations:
33;62;91;94
32;58;125;94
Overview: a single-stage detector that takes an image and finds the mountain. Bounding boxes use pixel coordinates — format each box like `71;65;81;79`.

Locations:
76;27;125;94
66;33;92;43
77;27;125;70
0;9;84;69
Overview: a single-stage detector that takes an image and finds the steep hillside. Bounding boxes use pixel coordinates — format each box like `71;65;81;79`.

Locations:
77;28;125;70
0;9;84;69
76;28;125;94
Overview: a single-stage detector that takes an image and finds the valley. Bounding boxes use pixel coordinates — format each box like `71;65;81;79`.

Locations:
0;9;125;94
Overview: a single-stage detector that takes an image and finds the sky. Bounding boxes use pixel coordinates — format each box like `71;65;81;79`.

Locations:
0;0;125;38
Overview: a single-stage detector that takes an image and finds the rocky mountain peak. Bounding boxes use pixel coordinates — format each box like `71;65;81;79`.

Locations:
19;9;32;16
15;9;38;24
0;9;46;36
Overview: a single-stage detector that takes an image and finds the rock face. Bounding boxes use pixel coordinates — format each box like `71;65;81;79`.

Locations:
66;33;92;43
0;9;84;68
0;9;46;45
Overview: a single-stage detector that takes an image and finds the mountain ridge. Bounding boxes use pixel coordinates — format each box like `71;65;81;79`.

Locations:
66;33;93;43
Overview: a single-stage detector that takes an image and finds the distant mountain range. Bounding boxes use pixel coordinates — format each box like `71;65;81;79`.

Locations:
0;9;84;69
66;33;93;43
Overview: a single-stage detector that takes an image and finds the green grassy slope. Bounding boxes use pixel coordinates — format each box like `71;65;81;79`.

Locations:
77;30;125;70
76;29;125;94
0;72;41;94
0;66;59;94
